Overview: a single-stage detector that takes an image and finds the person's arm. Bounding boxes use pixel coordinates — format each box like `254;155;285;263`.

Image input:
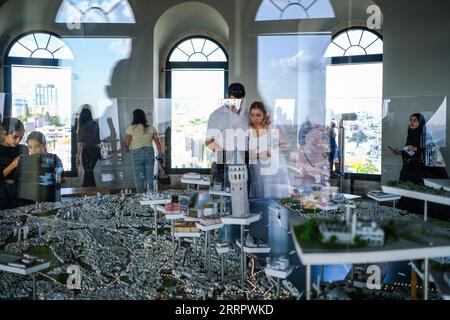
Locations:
3;156;21;178
205;138;223;153
153;131;163;156
124;134;132;152
76;143;84;168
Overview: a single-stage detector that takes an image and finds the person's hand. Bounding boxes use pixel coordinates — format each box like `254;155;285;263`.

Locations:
405;145;417;152
11;156;21;169
392;148;402;156
258;150;271;160
156;154;164;162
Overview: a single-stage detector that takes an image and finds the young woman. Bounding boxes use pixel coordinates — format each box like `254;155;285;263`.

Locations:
0;118;27;209
26;131;64;184
248;101;290;199
391;113;426;185
124;109;163;193
76;106;101;187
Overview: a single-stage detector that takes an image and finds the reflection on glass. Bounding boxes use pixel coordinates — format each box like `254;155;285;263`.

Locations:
256;0;335;21
56;0;136;24
326;63;383;175
169;38;227;62
425;97;447;167
8;33;74;60
11;67;72;171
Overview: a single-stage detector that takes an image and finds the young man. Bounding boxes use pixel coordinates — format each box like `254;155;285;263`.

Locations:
205;83;249;188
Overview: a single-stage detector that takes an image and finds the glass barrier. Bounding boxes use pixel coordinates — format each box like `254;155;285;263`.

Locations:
382;95;449;197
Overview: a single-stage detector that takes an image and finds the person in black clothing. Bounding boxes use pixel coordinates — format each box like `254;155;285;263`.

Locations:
76;105;101;187
392;113;449;217
391;113;427;184
0;118;27;210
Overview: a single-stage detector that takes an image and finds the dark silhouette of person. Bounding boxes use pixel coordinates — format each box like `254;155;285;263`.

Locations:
76;106;101;187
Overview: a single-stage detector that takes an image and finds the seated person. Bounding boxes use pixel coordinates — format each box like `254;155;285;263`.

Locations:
17;131;64;203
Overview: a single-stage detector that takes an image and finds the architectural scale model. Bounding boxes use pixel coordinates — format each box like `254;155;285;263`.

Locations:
228;165;249;217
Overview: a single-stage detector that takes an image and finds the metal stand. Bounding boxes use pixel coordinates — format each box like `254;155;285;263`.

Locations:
171;220;175;268
306;264;311;300
424;201;428;222
32;273;36;300
424;258;429;300
240;225;245;290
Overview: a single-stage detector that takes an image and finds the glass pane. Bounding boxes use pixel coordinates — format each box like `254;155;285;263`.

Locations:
11;66;73;171
8;43;32;58
282;5;309;20
188;53;208;62
306;0;336;18
107;0;136;23
207;49;227;62
255;0;281;21
191;38;206;53
332;33;351;51
347;29;363;46
365;39;383;55
326;63;383;174
34;33;51;49
18;34;39;52
202;39;220;56
359;30;379;49
169;48;189;62
31;49;54;59
84;8;108;23
55;0;82;23
54;45;75;60
101;0;122;12
324;42;345;57
171;69;225;169
344;46;366;56
47;36;67;54
176;40;195;57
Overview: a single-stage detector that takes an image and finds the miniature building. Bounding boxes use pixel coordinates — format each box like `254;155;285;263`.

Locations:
319;214;384;246
228;165;249;217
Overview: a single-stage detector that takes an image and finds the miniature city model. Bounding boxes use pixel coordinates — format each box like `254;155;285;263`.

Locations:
0;195;296;300
319;213;385;246
228;165;249;218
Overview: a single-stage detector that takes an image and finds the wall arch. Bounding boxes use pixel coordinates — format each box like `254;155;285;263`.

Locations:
153;1;229;98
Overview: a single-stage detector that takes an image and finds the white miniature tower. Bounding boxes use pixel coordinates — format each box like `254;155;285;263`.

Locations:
351;212;357;241
228;165;249;217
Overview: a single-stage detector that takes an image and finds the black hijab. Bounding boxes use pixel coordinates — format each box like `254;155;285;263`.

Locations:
406;113;426;149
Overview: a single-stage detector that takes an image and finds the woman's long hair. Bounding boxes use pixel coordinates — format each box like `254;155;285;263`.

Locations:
79;105;94;128
249;101;271;128
132;109;149;133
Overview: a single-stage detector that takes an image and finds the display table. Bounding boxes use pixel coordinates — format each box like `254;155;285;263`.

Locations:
221;214;261;289
264;265;294;298
367;191;401;208
181;177;210;190
196;222;224;275
382;185;450;221
154;205;184;268
410;260;450;300
0;253;50;300
290;215;450;300
139;198;171;245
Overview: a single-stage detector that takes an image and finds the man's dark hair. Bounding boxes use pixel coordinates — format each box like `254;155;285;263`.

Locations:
227;83;246;99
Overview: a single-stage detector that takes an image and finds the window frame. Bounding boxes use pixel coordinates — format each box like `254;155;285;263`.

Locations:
165;35;229;174
327;27;383;181
3;30;78;177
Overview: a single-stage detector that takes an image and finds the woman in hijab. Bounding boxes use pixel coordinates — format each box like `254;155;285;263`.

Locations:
392;113;426;184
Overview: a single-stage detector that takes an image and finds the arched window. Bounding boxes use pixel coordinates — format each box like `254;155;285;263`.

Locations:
256;0;335;21
325;28;383;62
325;27;383;176
55;0;135;24
4;32;75;175
165;36;228;173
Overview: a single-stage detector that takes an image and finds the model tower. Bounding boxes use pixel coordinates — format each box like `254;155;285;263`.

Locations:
228;165;249;217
